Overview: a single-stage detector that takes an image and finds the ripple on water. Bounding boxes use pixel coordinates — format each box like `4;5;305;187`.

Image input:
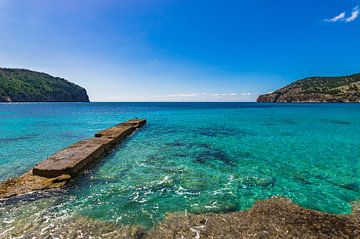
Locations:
1;103;360;236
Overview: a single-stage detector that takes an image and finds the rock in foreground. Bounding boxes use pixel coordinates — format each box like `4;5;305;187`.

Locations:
3;198;359;239
257;73;360;102
148;197;360;239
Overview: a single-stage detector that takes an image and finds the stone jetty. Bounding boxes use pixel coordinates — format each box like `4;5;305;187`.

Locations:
0;119;146;199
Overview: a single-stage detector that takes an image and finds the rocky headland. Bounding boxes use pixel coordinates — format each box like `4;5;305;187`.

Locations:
0;67;89;102
257;73;360;103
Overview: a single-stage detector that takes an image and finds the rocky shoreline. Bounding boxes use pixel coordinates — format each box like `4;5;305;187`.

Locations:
2;197;360;238
147;197;360;238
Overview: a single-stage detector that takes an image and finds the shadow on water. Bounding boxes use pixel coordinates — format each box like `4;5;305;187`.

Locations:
321;119;351;125
263;118;299;126
164;142;187;147
0;134;39;143
162;140;237;166
194;148;235;166
0;188;65;207
196;127;255;138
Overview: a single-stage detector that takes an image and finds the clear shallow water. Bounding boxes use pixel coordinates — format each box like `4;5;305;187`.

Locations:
1;103;360;235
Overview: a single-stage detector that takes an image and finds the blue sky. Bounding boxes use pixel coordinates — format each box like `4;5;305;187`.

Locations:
0;0;359;101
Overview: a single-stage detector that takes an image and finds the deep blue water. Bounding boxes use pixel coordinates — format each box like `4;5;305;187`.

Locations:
1;102;360;235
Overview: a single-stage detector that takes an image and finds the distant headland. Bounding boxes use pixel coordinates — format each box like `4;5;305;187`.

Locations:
0;67;89;102
257;73;360;103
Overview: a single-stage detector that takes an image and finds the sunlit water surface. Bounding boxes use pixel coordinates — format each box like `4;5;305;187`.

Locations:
1;103;360;236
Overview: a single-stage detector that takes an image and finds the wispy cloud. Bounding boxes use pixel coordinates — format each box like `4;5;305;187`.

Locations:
325;6;359;23
146;92;257;101
345;6;359;22
325;12;346;22
98;92;259;102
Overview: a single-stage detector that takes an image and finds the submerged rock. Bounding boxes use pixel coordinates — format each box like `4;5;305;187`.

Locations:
194;148;235;166
240;176;276;188
340;182;360;192
191;202;238;214
1;215;147;239
256;177;276;187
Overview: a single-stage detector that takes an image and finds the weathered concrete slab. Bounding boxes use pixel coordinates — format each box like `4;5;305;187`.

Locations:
33;119;145;178
0;119;146;199
32;138;109;178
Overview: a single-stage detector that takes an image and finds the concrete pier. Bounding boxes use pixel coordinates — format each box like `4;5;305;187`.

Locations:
0;119;146;199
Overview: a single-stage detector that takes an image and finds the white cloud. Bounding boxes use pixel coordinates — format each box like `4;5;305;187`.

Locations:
144;92;256;102
325;12;346;22
345;6;359;22
95;92;260;102
325;6;359;23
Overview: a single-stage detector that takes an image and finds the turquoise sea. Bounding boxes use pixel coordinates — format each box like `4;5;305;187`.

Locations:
1;102;360;236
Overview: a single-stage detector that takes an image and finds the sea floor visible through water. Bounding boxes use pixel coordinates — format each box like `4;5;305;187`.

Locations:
1;102;360;237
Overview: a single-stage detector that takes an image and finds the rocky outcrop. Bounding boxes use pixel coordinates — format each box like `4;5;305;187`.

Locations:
147;197;360;238
257;73;360;102
0;171;70;199
4;197;360;238
0;67;89;102
0;119;146;198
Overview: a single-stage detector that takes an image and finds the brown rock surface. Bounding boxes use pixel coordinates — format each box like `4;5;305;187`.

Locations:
5;197;358;239
1;215;147;239
0;171;70;199
147;197;360;239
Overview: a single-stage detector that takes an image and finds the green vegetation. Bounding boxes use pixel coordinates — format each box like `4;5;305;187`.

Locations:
257;73;360;103
0;68;89;102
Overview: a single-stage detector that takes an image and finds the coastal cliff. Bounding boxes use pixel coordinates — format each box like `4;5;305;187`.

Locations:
257;73;360;103
0;67;89;102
